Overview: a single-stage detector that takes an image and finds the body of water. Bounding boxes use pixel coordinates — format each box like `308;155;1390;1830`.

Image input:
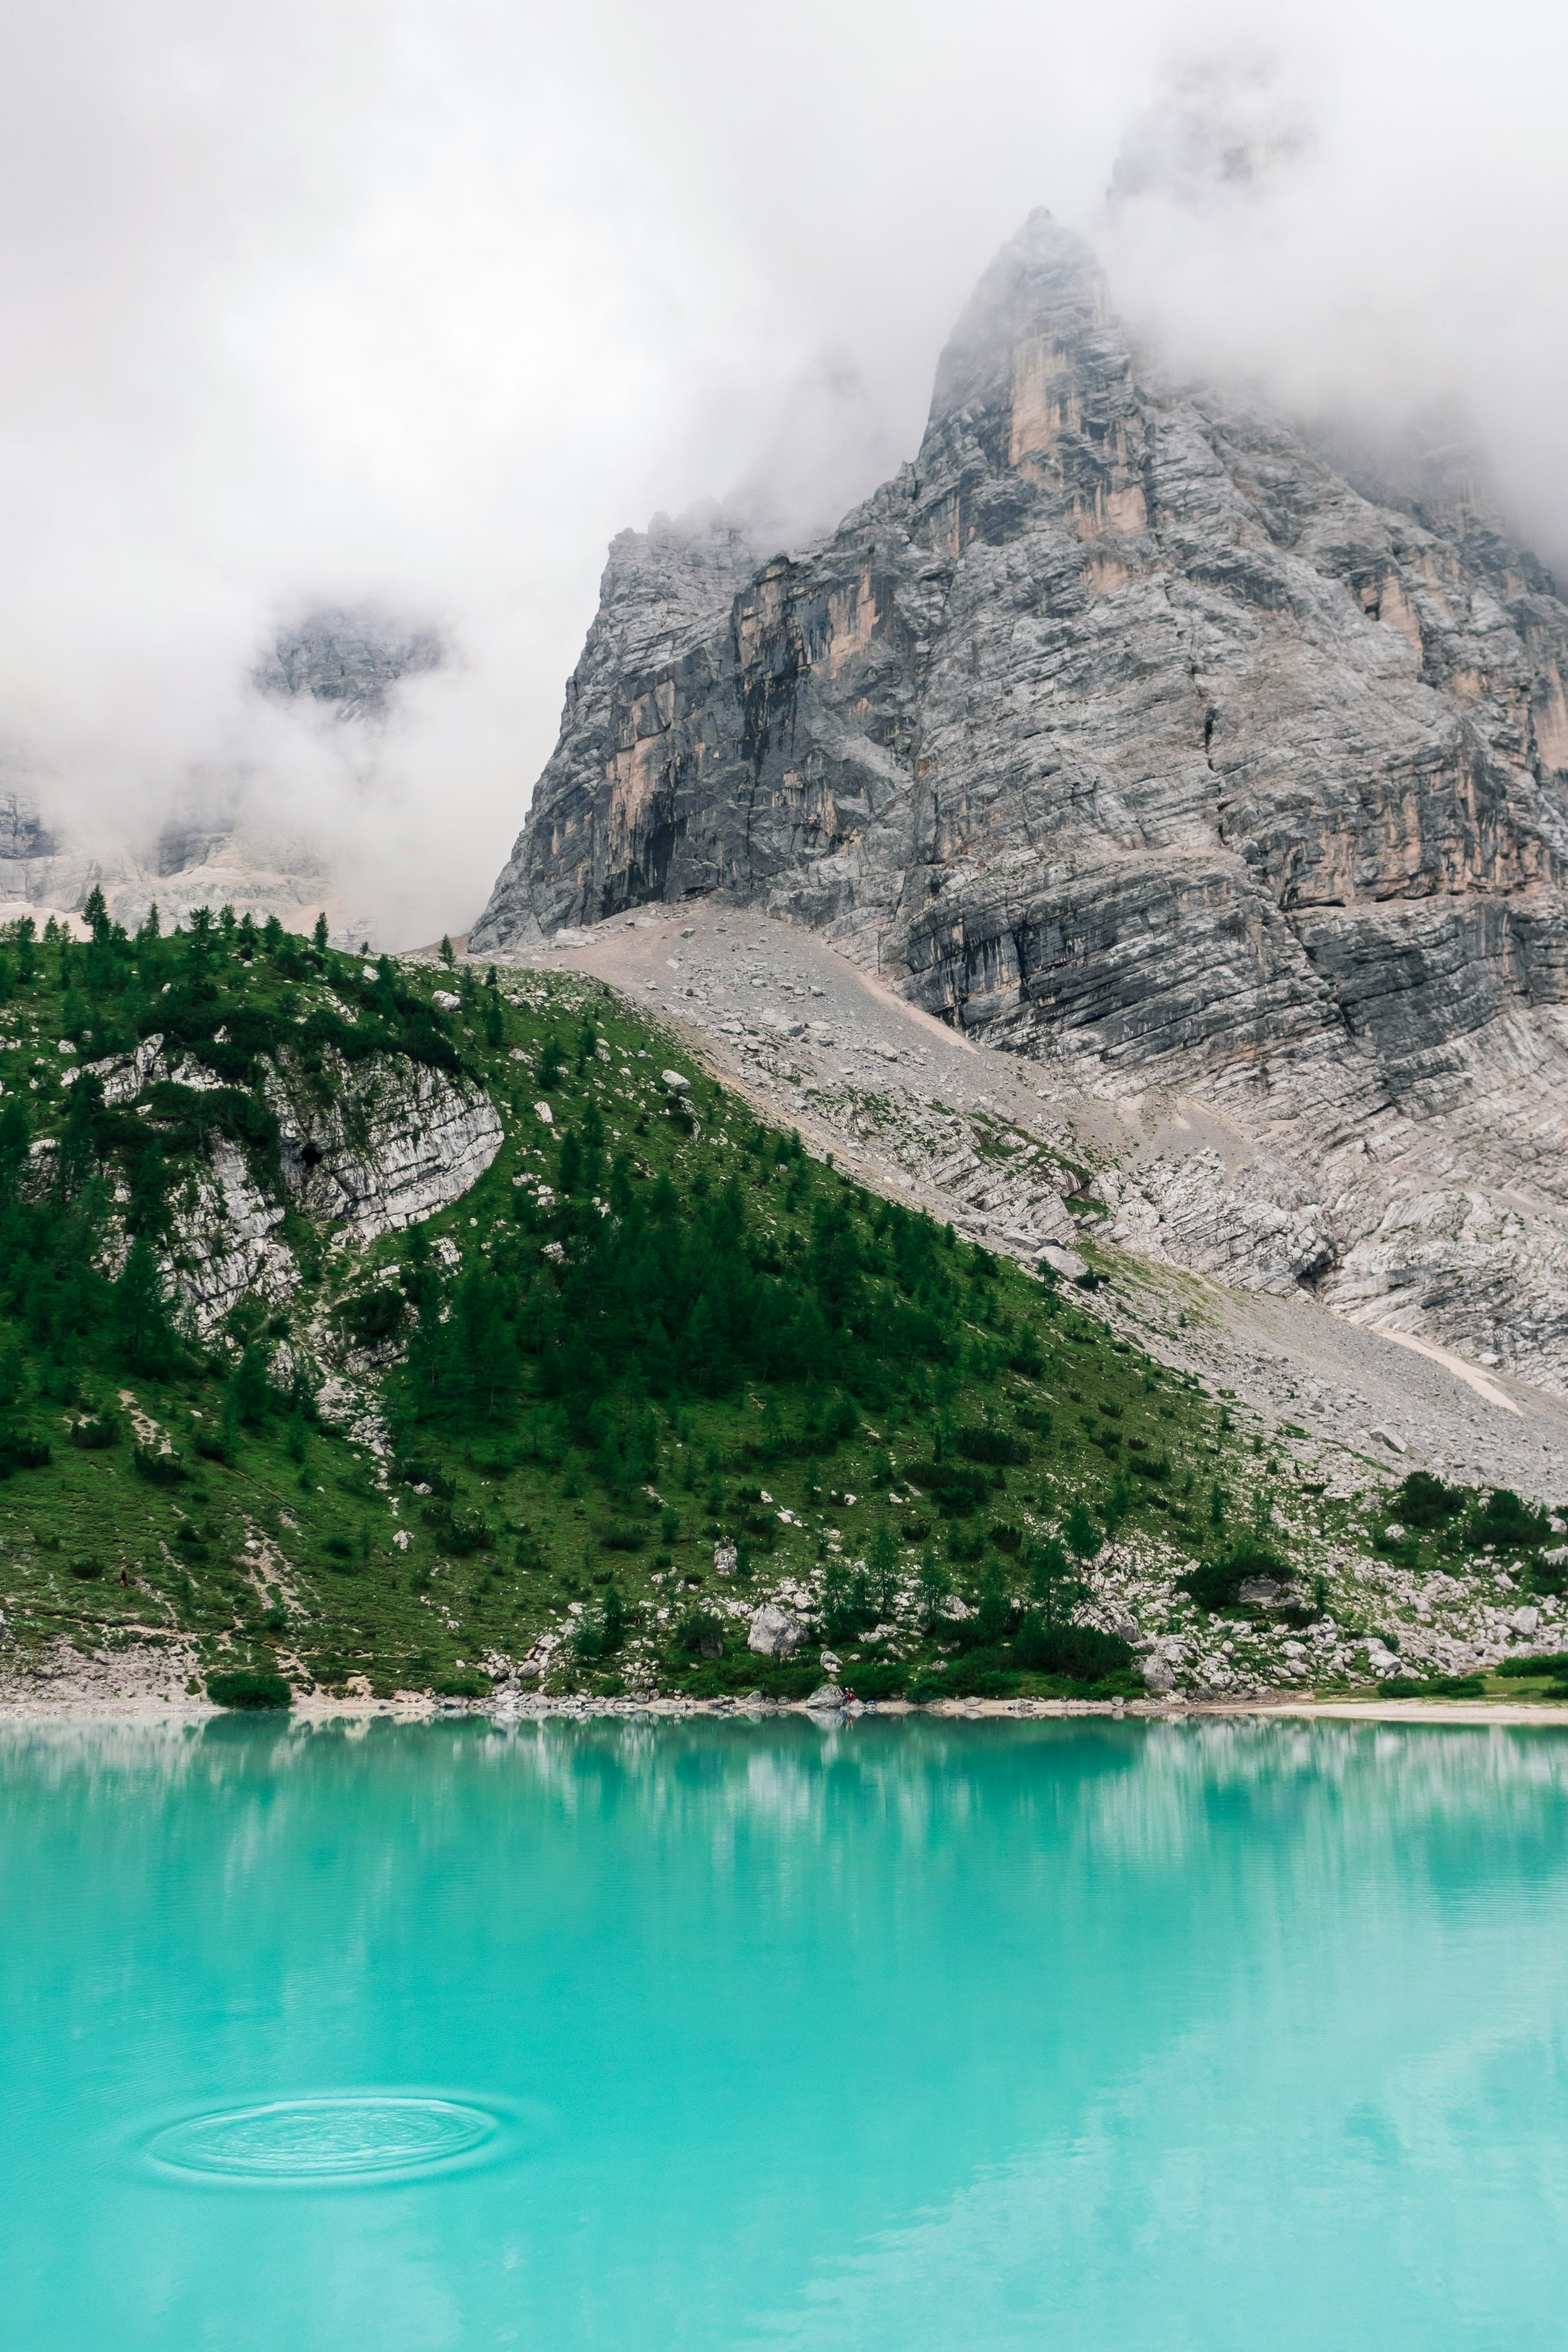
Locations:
3;1713;1566;2347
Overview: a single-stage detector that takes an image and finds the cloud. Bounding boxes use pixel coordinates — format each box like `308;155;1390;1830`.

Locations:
0;0;1565;944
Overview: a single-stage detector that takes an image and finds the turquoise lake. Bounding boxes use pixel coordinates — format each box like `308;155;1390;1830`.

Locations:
4;1714;1567;2348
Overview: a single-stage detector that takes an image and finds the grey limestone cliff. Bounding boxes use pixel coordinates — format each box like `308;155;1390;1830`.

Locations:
472;210;1568;1390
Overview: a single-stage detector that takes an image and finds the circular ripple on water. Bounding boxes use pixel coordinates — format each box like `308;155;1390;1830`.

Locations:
148;2096;504;2184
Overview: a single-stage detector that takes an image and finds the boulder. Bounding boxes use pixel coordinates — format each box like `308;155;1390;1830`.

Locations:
661;1069;691;1093
747;1605;804;1658
714;1542;738;1576
805;1683;846;1712
1512;1606;1542;1635
1142;1656;1175;1694
1039;1244;1088;1283
432;990;460;1011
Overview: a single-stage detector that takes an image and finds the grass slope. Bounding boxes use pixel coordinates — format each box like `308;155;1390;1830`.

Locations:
0;907;1563;1706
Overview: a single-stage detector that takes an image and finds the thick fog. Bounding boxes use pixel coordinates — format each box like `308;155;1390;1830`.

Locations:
2;0;1565;945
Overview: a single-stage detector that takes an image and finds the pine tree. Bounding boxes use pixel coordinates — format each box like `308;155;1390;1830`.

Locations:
439;935;455;969
313;912;329;953
0;1096;30;1206
234;1342;272;1428
1063;1502;1100;1564
869;1519;901;1616
111;1236;177;1376
1028;1535;1080;1628
974;1567;1009;1647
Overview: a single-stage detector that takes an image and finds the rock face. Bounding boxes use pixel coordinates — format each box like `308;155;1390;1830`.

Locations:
253;605;444;725
264;1050;502;1242
72;1038;501;1336
474;209;1568;1391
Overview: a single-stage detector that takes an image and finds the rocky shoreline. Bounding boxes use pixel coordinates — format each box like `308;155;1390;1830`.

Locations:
4;1687;1566;1729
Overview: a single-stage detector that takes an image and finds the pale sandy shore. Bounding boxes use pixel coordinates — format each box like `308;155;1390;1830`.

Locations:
3;1693;1568;1729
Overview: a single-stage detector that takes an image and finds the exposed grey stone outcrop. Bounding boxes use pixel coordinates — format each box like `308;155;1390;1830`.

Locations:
253;604;444;724
263;1049;502;1241
748;1604;806;1657
168;1138;297;1337
69;1037;501;1338
473;207;1568;1390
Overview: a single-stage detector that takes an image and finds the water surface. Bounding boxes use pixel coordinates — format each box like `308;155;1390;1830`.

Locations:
3;1713;1566;2347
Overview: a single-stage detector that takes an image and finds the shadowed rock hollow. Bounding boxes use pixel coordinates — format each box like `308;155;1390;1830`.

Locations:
472;209;1568;1392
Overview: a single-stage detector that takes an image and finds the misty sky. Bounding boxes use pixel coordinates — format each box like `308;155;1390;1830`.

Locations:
3;0;1566;944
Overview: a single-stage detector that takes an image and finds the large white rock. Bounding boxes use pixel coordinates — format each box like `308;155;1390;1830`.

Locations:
748;1605;805;1658
267;1048;503;1241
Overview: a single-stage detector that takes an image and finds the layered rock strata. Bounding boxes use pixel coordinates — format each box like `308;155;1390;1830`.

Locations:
473;210;1568;1390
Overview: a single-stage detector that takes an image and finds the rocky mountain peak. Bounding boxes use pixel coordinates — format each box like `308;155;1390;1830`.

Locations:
471;207;1568;1394
253;604;444;724
924;208;1113;438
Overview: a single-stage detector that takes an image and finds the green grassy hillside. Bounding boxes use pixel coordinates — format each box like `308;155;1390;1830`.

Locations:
0;903;1560;1706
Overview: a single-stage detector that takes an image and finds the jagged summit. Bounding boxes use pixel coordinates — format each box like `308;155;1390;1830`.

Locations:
924;209;1110;433
471;208;1568;1392
254;604;445;724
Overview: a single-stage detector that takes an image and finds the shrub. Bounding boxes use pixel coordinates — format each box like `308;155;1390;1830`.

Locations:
1175;1537;1289;1615
432;1670;493;1699
1378;1672;1485;1699
843;1661;906;1700
396;1458;456;1501
67;1556;104;1581
1012;1619;1134;1680
905;1460;991;1515
955;1667;1018;1698
906;1670;947;1705
1395;1469;1466;1530
67;1411;120;1450
337;1287;405;1347
1471;1489;1551;1551
1498;1653;1568;1678
955;1426;1031;1466
133;1444;187;1485
0;1432;51;1477
671;1608;725;1658
207;1669;291;1710
421;1503;493;1555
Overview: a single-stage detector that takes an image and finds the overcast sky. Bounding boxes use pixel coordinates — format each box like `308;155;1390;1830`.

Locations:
3;0;1567;942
